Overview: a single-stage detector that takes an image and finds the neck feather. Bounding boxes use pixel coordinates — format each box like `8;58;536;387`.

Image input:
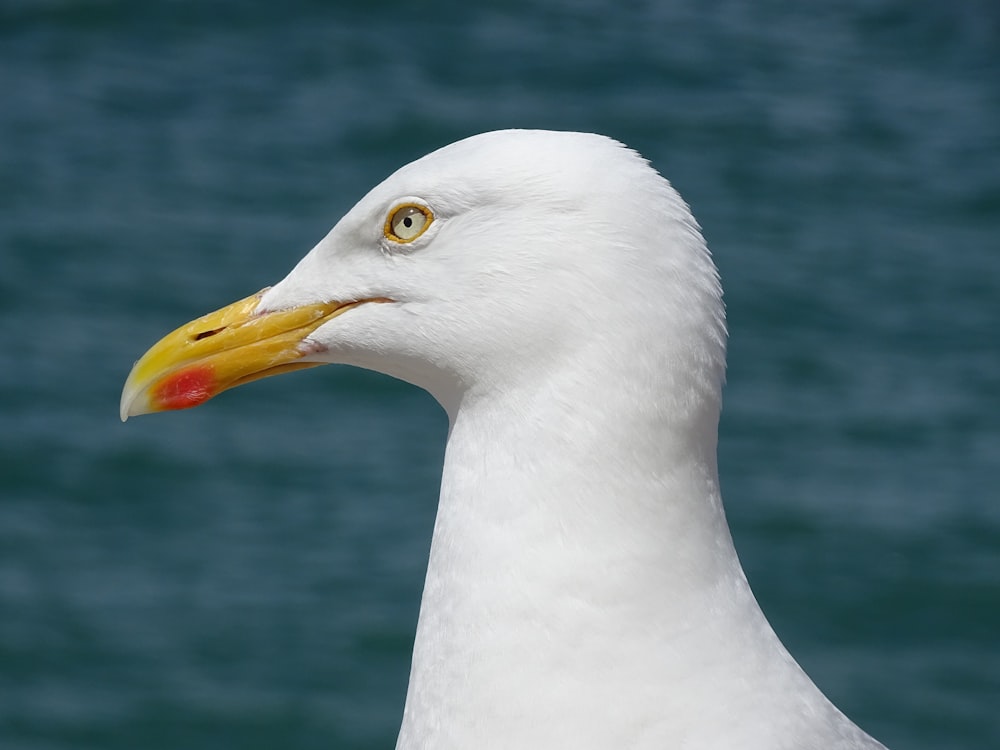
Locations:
395;359;859;749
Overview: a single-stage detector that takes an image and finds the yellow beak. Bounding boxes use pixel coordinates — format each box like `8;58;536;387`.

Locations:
119;289;365;421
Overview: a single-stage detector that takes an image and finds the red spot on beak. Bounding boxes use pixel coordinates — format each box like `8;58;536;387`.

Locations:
153;365;216;411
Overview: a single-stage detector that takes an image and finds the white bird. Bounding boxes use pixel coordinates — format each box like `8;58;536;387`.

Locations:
121;130;888;749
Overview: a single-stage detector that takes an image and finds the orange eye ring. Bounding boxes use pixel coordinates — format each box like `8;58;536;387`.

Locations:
385;203;433;243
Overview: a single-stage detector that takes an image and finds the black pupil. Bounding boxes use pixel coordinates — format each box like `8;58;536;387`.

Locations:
403;216;413;228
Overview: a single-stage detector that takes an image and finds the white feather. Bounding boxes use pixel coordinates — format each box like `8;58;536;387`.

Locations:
259;130;887;749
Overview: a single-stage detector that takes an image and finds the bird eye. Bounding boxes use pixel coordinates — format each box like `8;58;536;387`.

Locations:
385;204;433;243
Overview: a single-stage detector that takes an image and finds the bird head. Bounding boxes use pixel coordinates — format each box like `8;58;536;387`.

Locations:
120;130;725;422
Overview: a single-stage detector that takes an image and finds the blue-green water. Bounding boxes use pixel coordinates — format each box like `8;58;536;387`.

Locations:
2;2;998;748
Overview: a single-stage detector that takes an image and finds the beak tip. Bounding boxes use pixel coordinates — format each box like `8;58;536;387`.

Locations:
119;385;140;423
120;360;155;422
120;361;141;422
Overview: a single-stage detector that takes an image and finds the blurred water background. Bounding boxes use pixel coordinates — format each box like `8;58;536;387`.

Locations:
2;1;998;748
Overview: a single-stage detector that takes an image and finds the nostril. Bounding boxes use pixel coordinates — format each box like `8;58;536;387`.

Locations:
193;327;226;342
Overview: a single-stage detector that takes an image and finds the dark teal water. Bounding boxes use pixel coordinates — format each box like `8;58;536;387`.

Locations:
2;2;998;748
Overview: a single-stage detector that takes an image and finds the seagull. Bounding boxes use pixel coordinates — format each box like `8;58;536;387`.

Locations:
121;130;888;749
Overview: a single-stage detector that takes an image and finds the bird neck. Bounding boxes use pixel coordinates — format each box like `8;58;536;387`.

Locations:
396;369;841;749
